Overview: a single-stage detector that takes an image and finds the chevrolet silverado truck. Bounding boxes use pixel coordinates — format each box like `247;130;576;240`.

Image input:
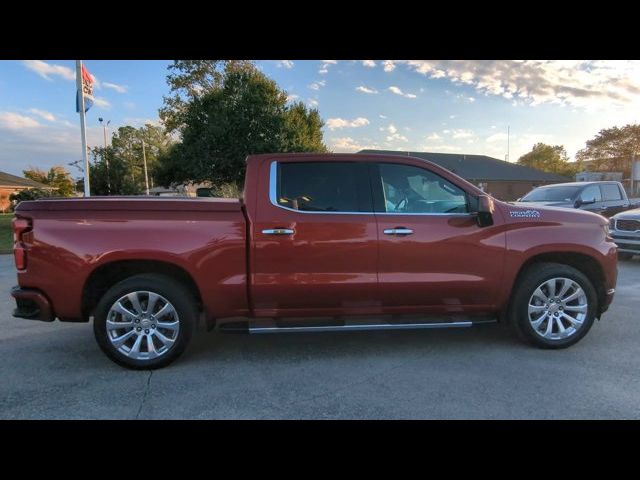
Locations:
11;153;618;369
517;181;640;218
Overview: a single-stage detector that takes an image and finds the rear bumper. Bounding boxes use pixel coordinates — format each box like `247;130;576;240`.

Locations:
11;286;54;322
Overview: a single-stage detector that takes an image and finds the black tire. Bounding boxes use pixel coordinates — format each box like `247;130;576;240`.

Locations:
618;252;634;261
93;273;197;370
509;262;598;349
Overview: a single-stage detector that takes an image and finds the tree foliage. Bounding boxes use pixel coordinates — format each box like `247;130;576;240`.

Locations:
159;60;254;134
88;124;173;195
9;188;55;205
576;124;640;177
23;166;75;197
155;64;327;188
517;143;580;177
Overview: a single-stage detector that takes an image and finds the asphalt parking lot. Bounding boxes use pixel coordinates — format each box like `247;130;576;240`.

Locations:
1;253;639;419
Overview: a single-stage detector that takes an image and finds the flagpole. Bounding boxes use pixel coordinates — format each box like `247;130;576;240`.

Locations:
76;60;91;197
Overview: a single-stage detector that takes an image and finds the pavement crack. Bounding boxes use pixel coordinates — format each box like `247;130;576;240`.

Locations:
135;370;153;420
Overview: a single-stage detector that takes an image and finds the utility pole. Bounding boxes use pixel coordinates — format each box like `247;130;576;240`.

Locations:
98;118;111;194
142;139;150;195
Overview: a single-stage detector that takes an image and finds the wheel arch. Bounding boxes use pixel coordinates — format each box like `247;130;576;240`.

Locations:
503;251;606;322
82;259;204;319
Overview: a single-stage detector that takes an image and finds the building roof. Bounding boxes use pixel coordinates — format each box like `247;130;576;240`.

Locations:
358;150;570;182
0;171;51;189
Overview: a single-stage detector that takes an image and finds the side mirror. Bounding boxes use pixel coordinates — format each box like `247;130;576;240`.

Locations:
575;198;595;208
476;194;494;227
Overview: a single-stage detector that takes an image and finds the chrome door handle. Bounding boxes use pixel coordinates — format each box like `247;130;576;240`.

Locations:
262;228;295;235
383;228;414;235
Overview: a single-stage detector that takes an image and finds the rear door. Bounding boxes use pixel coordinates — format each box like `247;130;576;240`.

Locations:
251;159;379;317
371;161;505;312
600;183;629;217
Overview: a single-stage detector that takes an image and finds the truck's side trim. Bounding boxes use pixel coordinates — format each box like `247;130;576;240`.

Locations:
268;160;473;217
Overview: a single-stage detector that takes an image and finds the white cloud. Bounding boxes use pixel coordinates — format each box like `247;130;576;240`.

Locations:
356;85;378;94
486;133;508;143
93;97;111;109
379;114;387;119
386;133;408;142
276;60;294;69
286;93;299;102
308;80;326;91
319;60;337;74
362;60;376;68
426;133;441;141
468;97;476;102
123;117;161;127
28;108;55;122
329;136;378;152
383;61;396;72
451;129;475;139
22;60;75;81
326;117;370;130
103;82;128;93
388;86;417;98
0;111;41;130
307;98;319;107
384;124;397;134
385;60;640;108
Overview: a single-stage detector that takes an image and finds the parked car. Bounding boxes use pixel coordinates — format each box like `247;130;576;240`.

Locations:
609;208;640;260
11;153;618;369
517;181;640;218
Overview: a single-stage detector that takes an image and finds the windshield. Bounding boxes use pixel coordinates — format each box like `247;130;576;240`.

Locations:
521;186;581;202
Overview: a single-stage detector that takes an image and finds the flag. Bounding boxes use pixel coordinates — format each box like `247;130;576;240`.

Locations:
76;64;95;113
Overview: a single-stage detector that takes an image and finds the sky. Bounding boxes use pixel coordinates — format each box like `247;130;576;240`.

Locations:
1;59;640;177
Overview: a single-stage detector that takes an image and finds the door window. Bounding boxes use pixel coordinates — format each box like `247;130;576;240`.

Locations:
580;185;602;202
376;163;468;214
600;183;622;201
274;162;372;212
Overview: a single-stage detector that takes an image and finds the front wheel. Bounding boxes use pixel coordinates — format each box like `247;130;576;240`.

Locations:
93;273;197;369
510;263;597;349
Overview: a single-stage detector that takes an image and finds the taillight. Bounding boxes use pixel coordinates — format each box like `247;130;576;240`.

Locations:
12;217;32;270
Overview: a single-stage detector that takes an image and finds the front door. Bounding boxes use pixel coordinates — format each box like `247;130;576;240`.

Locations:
251;159;379;317
371;161;505;313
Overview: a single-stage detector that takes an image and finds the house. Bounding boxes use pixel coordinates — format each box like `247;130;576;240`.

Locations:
359;149;570;201
0;171;52;213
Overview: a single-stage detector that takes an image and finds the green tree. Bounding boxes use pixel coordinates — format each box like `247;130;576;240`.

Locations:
23;166;75;196
518;143;580;177
90;124;173;195
89;146;140;195
9;188;54;206
576;124;640;177
155;64;327;188
159;60;254;133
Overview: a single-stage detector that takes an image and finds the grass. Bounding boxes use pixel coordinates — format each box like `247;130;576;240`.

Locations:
0;213;13;253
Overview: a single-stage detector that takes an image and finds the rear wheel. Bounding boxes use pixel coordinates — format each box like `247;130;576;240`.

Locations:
510;263;597;349
93;274;197;369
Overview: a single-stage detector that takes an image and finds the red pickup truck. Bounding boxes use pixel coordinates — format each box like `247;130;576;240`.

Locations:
11;153;618;369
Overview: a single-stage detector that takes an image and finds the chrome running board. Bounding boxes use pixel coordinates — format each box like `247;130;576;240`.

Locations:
219;319;496;334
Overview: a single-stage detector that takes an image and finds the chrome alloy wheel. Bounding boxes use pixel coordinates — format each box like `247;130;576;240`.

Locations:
106;291;180;360
527;277;588;341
